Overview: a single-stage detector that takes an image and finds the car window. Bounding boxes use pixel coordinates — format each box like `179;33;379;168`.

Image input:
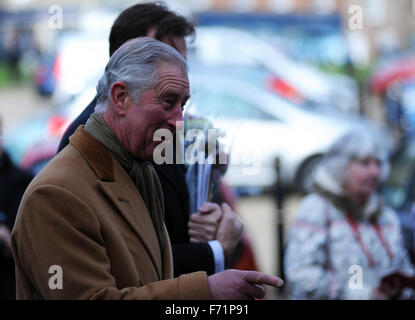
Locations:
190;87;277;121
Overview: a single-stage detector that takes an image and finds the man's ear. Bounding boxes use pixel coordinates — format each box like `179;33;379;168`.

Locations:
110;81;129;115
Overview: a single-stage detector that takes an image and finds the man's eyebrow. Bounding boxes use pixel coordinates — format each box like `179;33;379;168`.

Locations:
160;89;179;96
159;88;189;99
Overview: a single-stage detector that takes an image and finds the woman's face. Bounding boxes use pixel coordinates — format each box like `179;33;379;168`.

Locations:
345;156;381;199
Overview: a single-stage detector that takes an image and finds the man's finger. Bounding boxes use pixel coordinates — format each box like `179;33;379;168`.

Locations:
188;221;216;233
189;214;214;224
244;283;266;300
189;213;209;223
243;271;284;287
188;221;203;230
198;202;220;214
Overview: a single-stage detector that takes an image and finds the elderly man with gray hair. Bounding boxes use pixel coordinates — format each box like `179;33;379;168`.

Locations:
11;37;282;300
285;130;414;300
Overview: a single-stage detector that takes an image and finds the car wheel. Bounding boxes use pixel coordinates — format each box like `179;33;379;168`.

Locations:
296;155;323;193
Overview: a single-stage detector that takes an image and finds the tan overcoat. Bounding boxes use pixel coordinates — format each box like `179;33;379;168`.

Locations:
11;127;210;300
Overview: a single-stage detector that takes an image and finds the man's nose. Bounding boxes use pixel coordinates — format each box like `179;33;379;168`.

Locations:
166;106;183;130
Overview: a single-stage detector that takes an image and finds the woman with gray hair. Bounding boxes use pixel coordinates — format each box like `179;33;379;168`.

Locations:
284;130;413;299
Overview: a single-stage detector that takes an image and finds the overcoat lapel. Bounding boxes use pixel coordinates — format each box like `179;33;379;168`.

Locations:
97;178;162;280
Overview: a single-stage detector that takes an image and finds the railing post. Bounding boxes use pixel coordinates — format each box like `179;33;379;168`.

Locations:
274;157;285;297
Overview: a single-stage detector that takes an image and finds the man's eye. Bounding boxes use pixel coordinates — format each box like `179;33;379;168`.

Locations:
164;98;176;108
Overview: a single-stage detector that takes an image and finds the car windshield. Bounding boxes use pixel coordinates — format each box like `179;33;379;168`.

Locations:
382;140;415;209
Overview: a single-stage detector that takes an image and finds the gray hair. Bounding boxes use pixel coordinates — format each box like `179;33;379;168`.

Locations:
95;37;187;113
312;129;390;195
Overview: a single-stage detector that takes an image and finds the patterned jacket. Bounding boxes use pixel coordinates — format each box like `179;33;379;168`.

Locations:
284;168;413;299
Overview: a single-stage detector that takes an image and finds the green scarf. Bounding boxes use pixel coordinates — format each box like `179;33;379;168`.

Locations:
84;112;165;253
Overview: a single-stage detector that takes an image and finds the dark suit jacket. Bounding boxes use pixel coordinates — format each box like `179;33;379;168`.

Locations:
58;98;215;276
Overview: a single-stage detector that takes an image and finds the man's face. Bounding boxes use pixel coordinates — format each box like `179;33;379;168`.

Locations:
122;63;190;161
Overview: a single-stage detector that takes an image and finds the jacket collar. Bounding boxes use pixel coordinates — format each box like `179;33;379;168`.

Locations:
69;126;114;182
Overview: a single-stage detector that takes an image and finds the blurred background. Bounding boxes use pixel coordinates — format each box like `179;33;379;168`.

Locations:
2;0;415;298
